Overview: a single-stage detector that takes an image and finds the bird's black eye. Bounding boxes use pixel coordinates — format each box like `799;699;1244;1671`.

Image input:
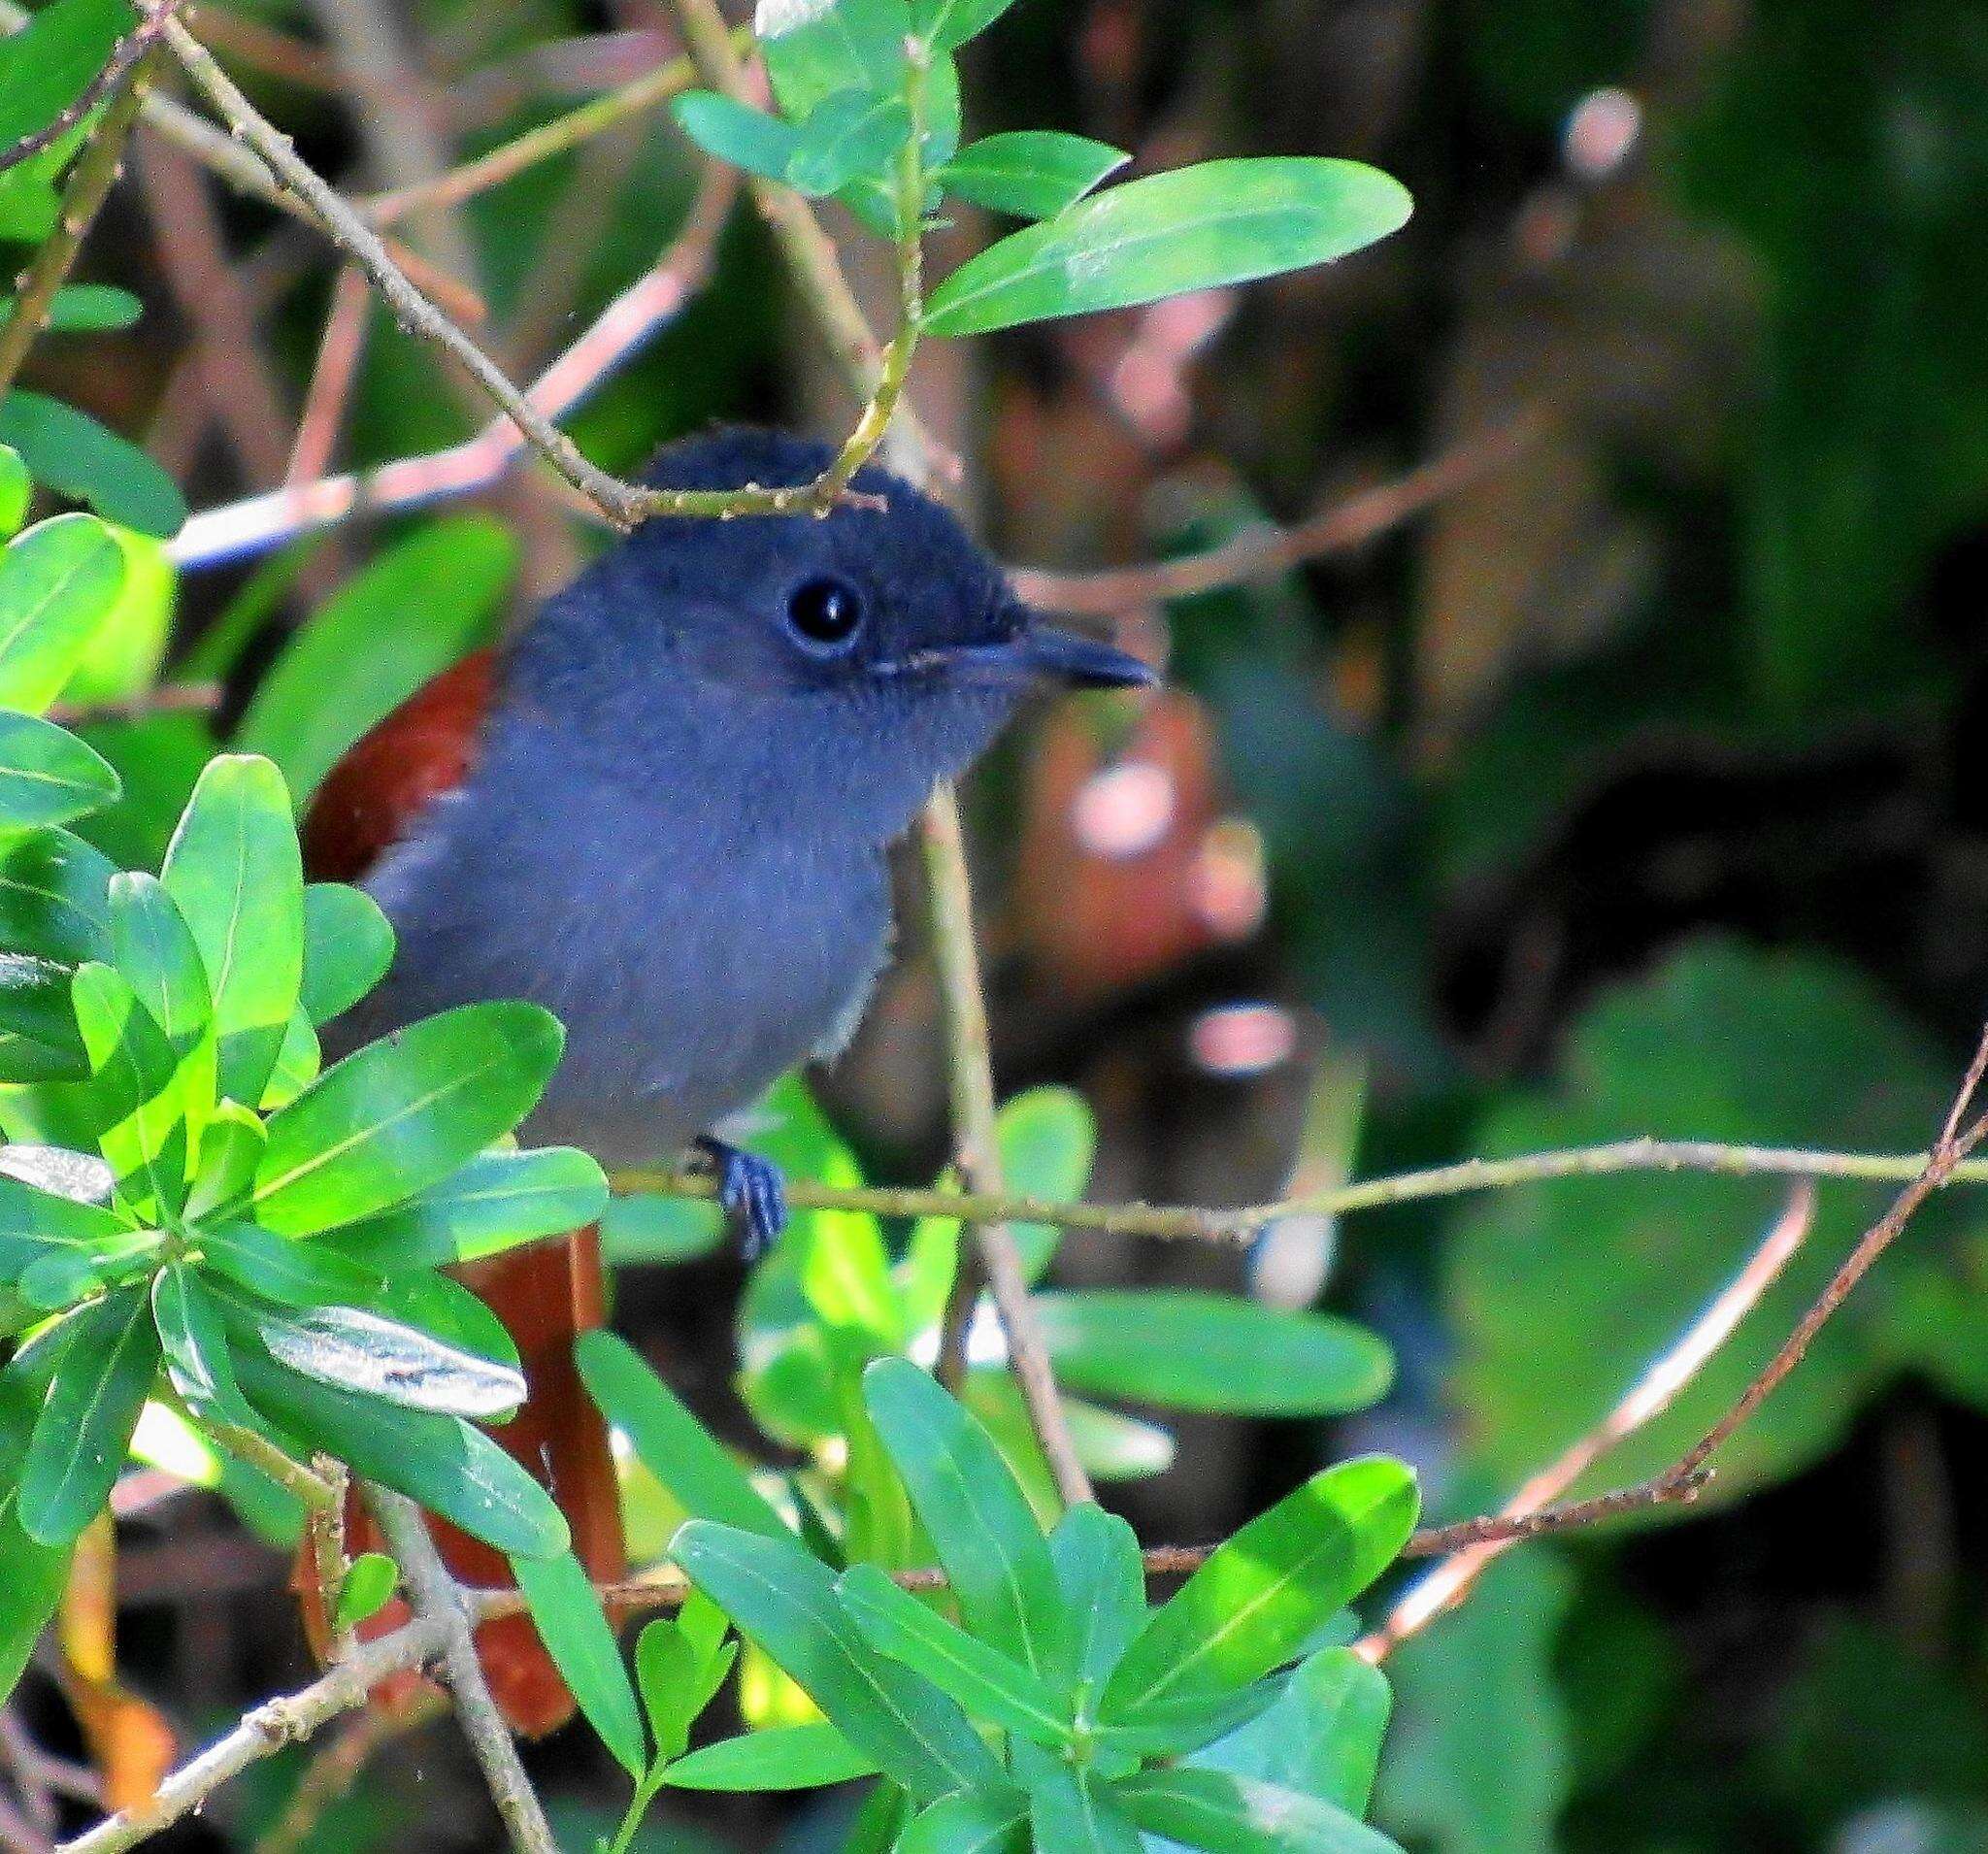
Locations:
785;576;865;652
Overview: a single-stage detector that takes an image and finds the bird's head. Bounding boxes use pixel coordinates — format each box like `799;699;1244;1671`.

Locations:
510;428;1154;837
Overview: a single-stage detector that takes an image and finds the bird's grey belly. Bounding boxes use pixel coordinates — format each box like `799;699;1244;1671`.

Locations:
338;816;892;1170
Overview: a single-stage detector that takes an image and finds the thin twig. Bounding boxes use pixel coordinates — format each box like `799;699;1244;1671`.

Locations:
611;1133;1988;1248
284;265;372;485
54;1619;444;1854
1009;409;1546;616
367;1491;557;1854
0;49;160;403
167;160;738;566
922;793;1095;1509
1360;1185;1815;1661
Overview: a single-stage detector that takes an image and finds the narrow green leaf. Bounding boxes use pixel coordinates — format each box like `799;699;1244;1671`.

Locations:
511;1547;646;1777
0;711;118;828
19;1247;100;1308
34;284;143;333
836;1563;1075;1746
0;1172;134;1276
923;158;1413;337
235;518;515;803
1093;1680;1282;1760
0;950;88;1081
251;1001;563;1236
17;1286;158;1544
0;447;25;537
333;1551;399;1632
1032;1291;1394;1417
663;1720;881;1791
787;89;913;198
636;1616;703;1764
323;1147;608;1272
1021;1750;1143;1854
758;0;909;118
1116;1767;1403;1854
673;1519;1003;1804
577;1330;789;1539
896;1789;1030;1854
1102;1458;1417;1722
0;1501;69;1704
160;755;304;1109
368;1270;521;1371
942;132;1128;219
860;1357;1068;1680
299;883;395;1026
151;1261;253;1425
240;1301;525;1421
0;513;125;712
672;91;805;182
229;1341;568;1559
198;1220;388;1308
1048;1501;1145;1687
71;961;187;1218
108;873;212;1052
0;391;185;539
258;1006;319;1110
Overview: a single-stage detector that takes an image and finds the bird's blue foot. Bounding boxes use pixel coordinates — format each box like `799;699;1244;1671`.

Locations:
696;1138;788;1260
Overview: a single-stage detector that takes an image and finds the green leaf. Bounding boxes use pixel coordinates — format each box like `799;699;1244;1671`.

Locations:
836;1563;1076;1745
1032;1292;1393;1417
197;1220;388;1308
60;525;173;708
510;1547;646;1777
333;1550;399;1632
367;1269;520;1372
0;0;133;146
897;1789;1030;1854
251;1001;563;1235
577;1330;788;1539
941;131;1129;221
0;711;118;828
1021;1751;1143;1854
907;0;1016;50
321;1146;607;1271
860;1357;1068;1680
151;1261;252;1425
1102;1457;1417;1722
923;158;1412;337
0;447;27;537
1191;1648;1392;1819
635;1616;707;1764
71;961;187;1217
758;0;910;118
672;91;806;182
184;1101;266;1219
663;1720;881;1791
108;873;212;1054
1117;1768;1403;1854
1096;1680;1283;1762
229;1341;568;1558
0;825;113;965
1047;1501;1145;1687
0;513;125;712
234;518;515;803
0;1171;133;1276
0;1499;68;1704
787;89;913;198
238;1300;526;1421
299;884;394;1026
672;1519;1003;1803
33;285;144;333
0;950;87;1080
259;1006;318;1110
0;392;185;539
19;1247;101;1308
17;1285;158;1544
160;755;303;1109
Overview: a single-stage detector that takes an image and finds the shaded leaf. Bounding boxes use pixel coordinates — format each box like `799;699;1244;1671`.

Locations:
663;1720;880;1791
0;392;184;539
511;1548;646;1777
1048;1501;1146;1688
299;883;395;1026
672;91;804;182
17;1286;157;1544
1118;1767;1404;1854
942;131;1128;219
71;961;186;1217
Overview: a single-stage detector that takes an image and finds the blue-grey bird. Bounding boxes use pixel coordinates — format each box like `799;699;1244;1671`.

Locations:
300;427;1154;1732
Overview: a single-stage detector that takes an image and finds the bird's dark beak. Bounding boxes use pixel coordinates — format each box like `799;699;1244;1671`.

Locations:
1017;620;1158;690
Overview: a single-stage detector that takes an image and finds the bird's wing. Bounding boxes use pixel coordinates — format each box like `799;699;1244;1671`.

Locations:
296;643;626;1737
301;646;498;884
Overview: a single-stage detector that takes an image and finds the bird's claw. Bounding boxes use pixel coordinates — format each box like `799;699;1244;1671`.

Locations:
696;1138;788;1260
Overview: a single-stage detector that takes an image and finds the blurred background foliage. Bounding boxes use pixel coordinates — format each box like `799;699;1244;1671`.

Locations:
20;0;1988;1846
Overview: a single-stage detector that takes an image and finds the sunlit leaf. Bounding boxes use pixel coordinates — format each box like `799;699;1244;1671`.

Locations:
665;1720;880;1791
0;513;125;712
0;711;118;828
321;1146;607;1272
1117;1766;1404;1853
332;1550;399;1632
